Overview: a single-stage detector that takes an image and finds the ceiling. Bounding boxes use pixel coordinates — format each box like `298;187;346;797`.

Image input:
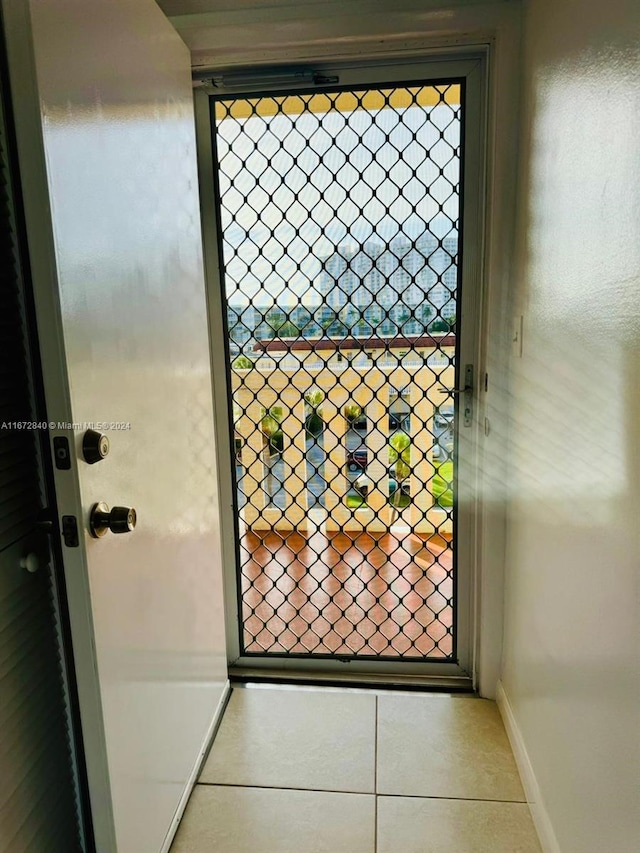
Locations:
158;0;519;70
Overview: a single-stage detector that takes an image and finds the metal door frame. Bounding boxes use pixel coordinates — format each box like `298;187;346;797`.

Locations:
196;52;487;688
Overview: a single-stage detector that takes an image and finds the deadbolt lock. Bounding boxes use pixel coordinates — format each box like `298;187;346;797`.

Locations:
83;429;110;464
89;502;137;538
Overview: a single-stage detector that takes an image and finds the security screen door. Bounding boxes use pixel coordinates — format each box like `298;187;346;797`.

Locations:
207;58;483;681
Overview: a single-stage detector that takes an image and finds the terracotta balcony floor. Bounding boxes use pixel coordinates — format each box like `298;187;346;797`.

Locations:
239;528;454;658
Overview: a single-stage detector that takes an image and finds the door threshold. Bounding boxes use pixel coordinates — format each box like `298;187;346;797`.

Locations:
229;666;473;693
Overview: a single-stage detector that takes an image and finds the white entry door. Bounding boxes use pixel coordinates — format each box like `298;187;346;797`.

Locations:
3;2;228;851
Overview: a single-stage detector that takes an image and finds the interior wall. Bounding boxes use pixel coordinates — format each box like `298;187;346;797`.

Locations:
503;0;640;850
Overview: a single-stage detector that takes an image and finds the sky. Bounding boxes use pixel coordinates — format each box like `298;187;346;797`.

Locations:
215;97;460;307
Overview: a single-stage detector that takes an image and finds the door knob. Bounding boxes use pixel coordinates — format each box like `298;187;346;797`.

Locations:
89;502;137;538
20;552;40;573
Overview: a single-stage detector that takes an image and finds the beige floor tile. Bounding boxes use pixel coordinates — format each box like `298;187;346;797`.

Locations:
170;784;375;853
199;687;376;792
377;796;542;852
377;695;525;800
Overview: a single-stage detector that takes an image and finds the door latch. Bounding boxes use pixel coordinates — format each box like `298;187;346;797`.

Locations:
440;364;473;427
458;364;474;428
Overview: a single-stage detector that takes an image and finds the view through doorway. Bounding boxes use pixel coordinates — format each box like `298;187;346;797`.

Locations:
207;61;482;677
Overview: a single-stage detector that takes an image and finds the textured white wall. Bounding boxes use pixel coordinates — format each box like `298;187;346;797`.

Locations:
503;0;640;850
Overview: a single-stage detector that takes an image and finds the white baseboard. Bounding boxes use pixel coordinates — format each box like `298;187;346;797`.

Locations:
160;680;232;853
496;681;561;853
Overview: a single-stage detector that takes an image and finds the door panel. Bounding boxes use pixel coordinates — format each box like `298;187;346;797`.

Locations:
3;1;228;851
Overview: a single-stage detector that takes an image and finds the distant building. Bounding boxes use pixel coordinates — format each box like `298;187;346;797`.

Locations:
227;231;458;355
316;233;457;338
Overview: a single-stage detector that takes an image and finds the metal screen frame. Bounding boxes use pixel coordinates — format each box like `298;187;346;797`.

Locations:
196;53;486;685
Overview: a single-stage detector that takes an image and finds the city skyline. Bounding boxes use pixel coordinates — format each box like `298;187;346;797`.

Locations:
227;232;457;355
225;226;458;308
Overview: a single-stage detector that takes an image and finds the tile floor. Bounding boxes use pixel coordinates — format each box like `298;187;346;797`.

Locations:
171;686;542;853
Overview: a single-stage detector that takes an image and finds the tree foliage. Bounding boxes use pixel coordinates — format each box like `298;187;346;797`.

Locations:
265;311;300;339
428;317;449;333
389;430;411;470
429;314;455;334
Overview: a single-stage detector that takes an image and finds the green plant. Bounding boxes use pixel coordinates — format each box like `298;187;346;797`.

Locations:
260;406;284;456
419;303;434;324
265;310;285;331
343;402;363;423
233;355;252;370
305;390;324;437
264;310;300;339
392;458;411;482
305;412;323;437
277;321;300;338
320;315;335;331
305;389;324;408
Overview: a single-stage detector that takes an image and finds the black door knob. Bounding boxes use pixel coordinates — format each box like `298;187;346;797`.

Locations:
82;429;110;464
89;502;137;538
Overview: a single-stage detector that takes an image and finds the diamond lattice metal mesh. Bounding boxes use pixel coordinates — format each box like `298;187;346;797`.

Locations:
212;82;461;659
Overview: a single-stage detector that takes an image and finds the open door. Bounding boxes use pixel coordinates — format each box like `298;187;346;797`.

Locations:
2;1;228;850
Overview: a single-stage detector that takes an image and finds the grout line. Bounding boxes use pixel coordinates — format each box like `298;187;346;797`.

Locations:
196;781;374;796
195;780;526;804
374;695;379;852
368;792;527;804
